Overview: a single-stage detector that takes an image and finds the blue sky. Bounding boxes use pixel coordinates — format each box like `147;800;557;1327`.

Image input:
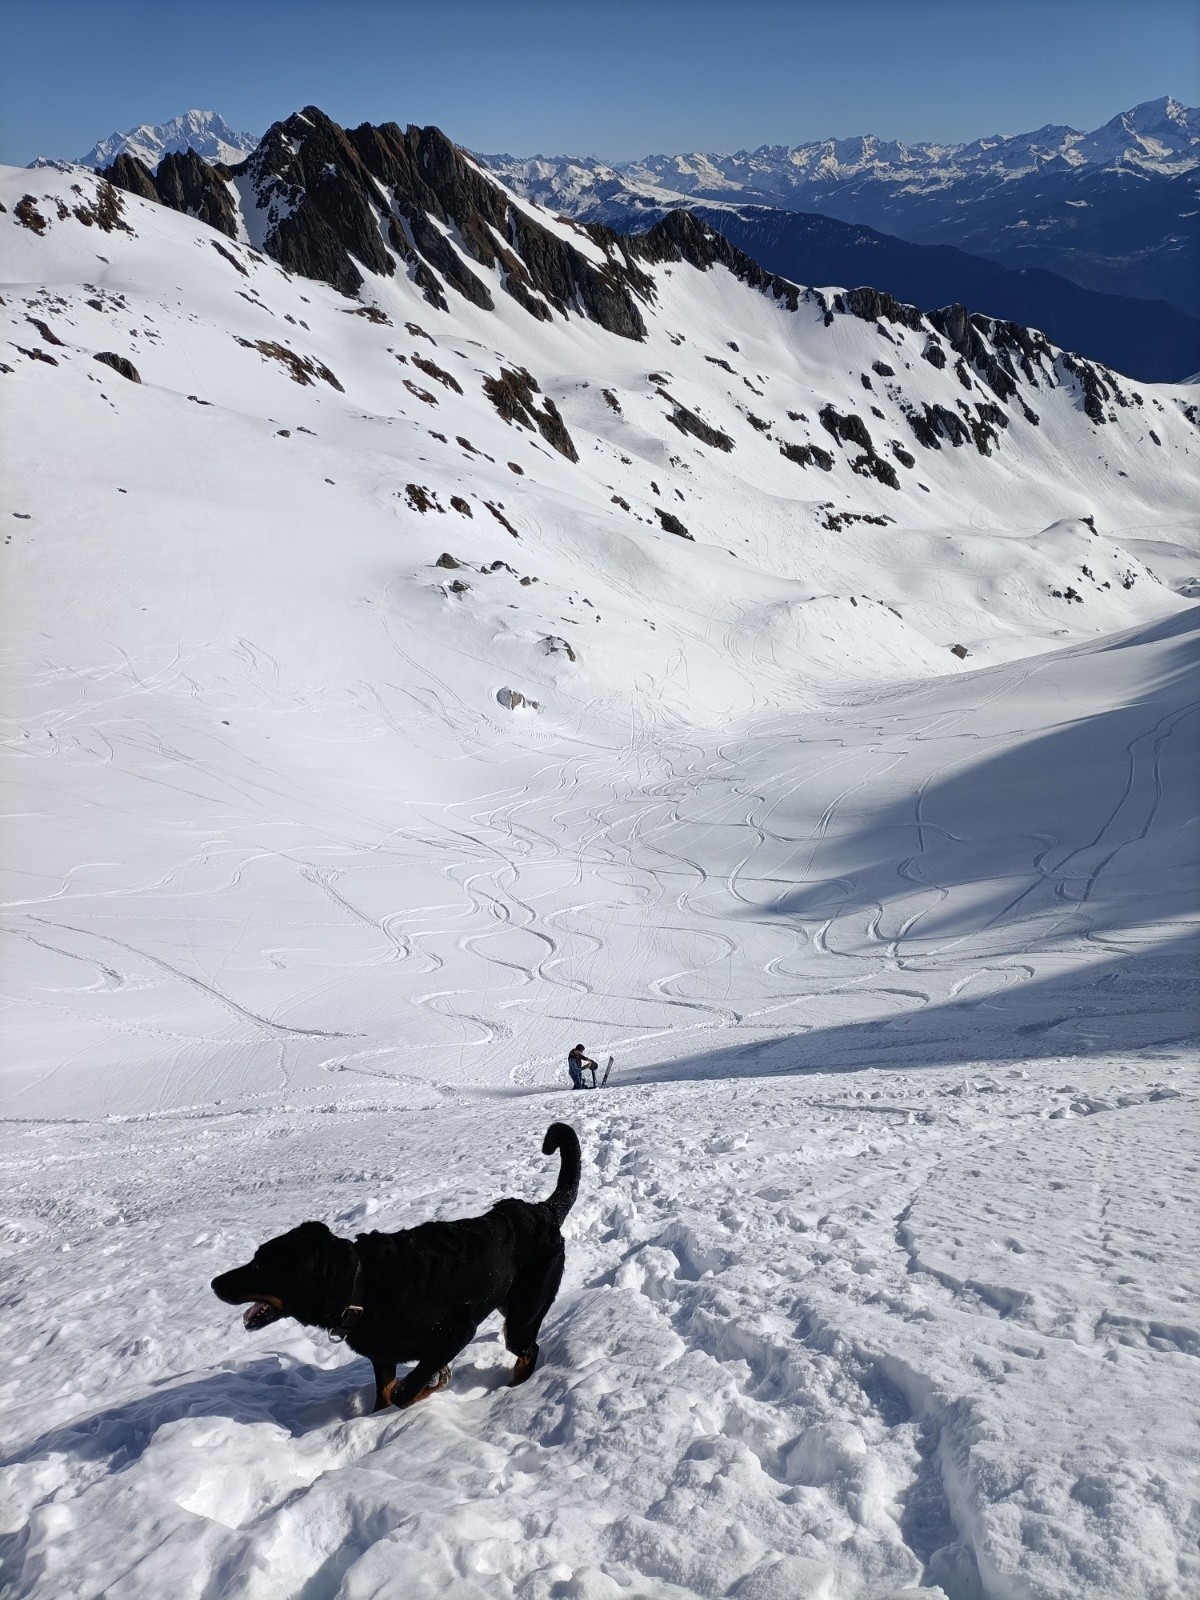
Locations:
0;0;1196;166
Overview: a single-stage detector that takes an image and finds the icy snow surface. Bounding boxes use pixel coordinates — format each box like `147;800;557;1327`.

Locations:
1;166;1198;1599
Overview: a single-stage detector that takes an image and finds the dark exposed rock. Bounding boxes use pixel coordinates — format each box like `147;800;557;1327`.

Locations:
820;509;893;530
497;686;537;710
69;180;132;234
153;150;239;238
833;284;924;332
412;353;463;394
924;305;1055;404
851;452;900;489
235;337;342;390
542;635;576;662
484;501;519;537
904;400;975;451
406;485;437;513
403;378;437;404
93;351;141;382
968;401;1009;455
1057;350;1112;424
630;209;799;311
434;551;462;567
658;390;734;451
201;109;653;331
14;196;48;234
211;239;248;276
17;345;58;366
602;388;621;413
819;405;873;454
26;317;63;346
483;367;578;460
450;496;472;516
104;155;160;204
890;441;916;469
655;507;693;539
818;404;899;486
780;441;834;471
88;105;1160;462
950;643;970;659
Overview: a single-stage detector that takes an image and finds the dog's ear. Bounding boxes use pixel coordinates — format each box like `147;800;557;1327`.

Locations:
296;1220;333;1238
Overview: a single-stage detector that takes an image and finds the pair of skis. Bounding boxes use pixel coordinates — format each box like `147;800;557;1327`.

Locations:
574;1055;612;1089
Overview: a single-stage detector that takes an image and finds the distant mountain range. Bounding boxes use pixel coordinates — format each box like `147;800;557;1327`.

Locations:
485;96;1199;207
482;97;1200;319
76;110;259;170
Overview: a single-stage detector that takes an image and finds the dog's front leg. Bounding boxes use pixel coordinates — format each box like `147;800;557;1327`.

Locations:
372;1360;397;1413
391;1314;479;1409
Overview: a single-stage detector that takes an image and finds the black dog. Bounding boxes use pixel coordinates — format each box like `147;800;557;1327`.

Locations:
212;1121;579;1410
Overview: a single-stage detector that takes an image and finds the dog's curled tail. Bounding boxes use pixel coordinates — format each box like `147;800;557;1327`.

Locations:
542;1122;580;1225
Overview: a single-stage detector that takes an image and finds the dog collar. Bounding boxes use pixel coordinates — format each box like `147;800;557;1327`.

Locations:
330;1247;366;1343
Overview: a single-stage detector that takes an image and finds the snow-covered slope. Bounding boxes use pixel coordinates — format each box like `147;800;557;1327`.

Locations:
74;109;259;170
2;135;1198;1600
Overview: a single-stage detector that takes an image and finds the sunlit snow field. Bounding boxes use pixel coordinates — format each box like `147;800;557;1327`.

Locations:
1;163;1198;1599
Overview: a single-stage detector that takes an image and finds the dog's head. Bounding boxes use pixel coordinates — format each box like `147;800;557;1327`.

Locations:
211;1220;343;1332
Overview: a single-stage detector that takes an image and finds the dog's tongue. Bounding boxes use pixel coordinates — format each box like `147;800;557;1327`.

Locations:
243;1302;277;1330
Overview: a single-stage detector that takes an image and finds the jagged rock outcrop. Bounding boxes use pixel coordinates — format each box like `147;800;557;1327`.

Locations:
230;109;653;334
154;150;239;238
93;351;141;382
483;367;579;460
105;151;238;239
818;404;899;487
630;209;802;312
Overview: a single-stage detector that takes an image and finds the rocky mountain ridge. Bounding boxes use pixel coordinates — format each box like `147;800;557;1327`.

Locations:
93;102;1186;416
5;116;1192;611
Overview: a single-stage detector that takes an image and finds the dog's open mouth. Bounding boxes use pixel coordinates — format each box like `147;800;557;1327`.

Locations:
242;1300;283;1331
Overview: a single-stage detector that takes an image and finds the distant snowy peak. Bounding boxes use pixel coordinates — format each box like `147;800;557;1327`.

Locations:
78;111;259;171
481;96;1200;213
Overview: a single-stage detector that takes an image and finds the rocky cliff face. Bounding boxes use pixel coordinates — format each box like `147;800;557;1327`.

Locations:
106;150;239;239
217;108;653;335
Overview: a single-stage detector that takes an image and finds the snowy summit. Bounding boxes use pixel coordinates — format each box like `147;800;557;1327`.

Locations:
75;108;259;170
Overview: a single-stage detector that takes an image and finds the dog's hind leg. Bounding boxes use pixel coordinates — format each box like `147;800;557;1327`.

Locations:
390;1313;480;1409
372;1360;397;1412
504;1247;565;1386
